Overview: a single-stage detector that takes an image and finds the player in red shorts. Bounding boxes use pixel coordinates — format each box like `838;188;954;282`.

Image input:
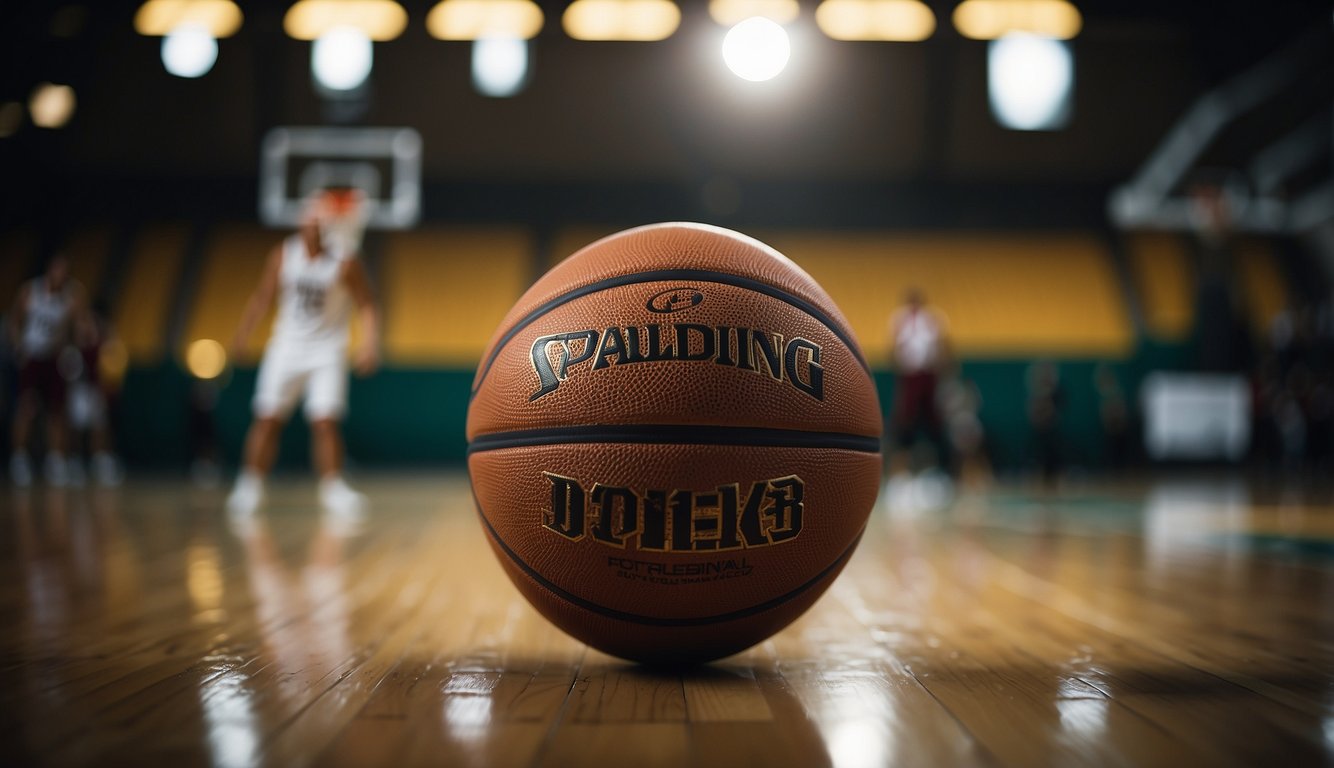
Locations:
887;288;953;480
7;255;89;486
65;303;124;486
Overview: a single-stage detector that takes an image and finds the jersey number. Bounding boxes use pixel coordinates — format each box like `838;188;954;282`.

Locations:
297;283;326;314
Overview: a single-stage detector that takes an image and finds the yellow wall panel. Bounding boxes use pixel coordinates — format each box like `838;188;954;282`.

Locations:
64;228;112;299
762;231;1133;363
186;226;279;362
1128;233;1194;340
1235;239;1288;333
382;227;533;365
379;226;1134;367
115;224;189;362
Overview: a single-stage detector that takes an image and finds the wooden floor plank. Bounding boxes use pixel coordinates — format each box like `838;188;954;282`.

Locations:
569;655;689;723
539;723;692;768
1;475;1331;767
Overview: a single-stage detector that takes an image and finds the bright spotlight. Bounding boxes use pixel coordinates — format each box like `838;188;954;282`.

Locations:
722;16;790;82
29;83;76;129
162;23;219;78
186;339;228;380
472;37;529;97
312;25;373;91
988;33;1072;130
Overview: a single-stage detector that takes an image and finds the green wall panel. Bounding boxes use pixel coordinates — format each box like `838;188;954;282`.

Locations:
116;339;1193;473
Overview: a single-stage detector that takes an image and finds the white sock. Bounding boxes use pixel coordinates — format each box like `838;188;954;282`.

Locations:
226;469;265;518
319;474;366;531
235;469;263;491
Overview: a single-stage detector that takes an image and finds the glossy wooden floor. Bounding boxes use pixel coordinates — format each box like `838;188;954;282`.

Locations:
2;473;1332;767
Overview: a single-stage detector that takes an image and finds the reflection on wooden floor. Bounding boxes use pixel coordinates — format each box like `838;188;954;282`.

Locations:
2;474;1332;767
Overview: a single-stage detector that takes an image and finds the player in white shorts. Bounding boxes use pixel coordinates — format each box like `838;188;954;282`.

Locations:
226;191;381;524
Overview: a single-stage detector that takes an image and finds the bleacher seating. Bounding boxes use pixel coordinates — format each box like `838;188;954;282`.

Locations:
185;225;277;361
34;221;1300;370
64;227;112;301
1128;233;1194;341
762;231;1135;363
381;227;532;365
1234;238;1289;334
115;224;190;363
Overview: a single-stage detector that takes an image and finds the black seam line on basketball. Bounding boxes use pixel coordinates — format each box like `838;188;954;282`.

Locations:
467;425;882;455
473;494;866;627
471;269;871;398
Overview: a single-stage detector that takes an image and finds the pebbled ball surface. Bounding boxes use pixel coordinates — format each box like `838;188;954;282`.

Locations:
466;222;882;665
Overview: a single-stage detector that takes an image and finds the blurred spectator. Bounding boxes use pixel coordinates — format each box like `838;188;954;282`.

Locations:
61;301;123;486
0;306;12;446
7;255;89;486
1275;385;1306;469
1095;363;1132;470
188;377;222;488
1188;179;1252;373
1250;353;1283;468
886;288;952;478
1306;372;1334;472
940;375;991;489
1027;360;1064;487
1250;298;1334;474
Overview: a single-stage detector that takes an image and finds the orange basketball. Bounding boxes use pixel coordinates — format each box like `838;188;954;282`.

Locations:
467;223;882;665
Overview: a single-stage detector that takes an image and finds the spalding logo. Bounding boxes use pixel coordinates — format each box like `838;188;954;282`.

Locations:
646;287;704;314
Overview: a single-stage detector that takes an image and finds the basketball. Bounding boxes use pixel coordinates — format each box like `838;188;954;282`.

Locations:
9;7;1328;761
466;222;882;664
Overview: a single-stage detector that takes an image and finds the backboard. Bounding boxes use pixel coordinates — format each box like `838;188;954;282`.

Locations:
259;126;422;230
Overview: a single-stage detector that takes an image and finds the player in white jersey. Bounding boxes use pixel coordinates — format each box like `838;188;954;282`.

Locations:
887;288;952;477
226;191;381;525
8;255;89;486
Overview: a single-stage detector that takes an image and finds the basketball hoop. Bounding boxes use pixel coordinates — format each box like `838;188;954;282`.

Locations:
318;187;368;254
259;126;421;231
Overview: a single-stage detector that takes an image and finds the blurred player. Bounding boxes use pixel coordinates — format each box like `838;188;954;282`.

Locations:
7;255;88;486
64;302;124;486
886;288;952;478
940;375;991;489
226;190;381;524
1027;360;1065;487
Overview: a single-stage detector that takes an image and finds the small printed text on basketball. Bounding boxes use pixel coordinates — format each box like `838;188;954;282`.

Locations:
542;473;804;552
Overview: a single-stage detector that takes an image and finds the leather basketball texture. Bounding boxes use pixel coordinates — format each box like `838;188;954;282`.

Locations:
467;223;882;665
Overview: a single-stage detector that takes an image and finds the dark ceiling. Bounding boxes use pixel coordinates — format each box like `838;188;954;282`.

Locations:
0;0;1326;229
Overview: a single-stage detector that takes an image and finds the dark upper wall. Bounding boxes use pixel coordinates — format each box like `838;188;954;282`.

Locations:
0;1;1323;217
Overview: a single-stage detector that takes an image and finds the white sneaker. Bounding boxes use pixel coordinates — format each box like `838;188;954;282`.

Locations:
44;453;68;487
10;454;32;487
319;476;367;533
226;472;264;522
